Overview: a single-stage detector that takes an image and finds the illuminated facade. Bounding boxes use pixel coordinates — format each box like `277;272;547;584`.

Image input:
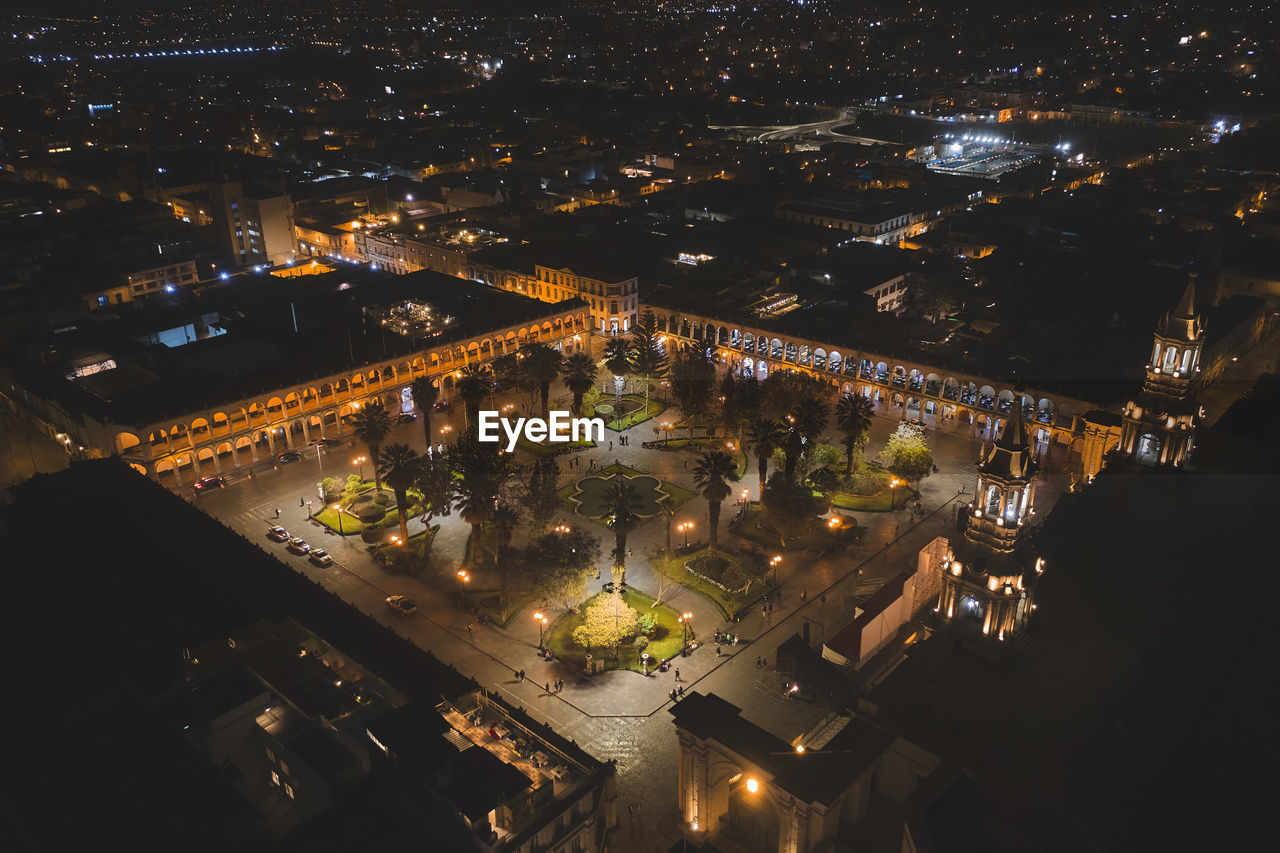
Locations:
936;403;1040;641
1119;275;1203;468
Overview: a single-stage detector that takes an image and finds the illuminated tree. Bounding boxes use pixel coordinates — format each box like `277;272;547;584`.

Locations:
572;590;640;661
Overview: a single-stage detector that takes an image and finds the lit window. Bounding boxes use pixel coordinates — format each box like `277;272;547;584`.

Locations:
284;784;294;800
271;771;280;786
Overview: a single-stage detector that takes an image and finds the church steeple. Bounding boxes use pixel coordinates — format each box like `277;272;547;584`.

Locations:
970;406;1038;553
1122;271;1204;467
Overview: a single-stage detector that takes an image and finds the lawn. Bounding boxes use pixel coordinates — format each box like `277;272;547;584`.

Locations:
560;462;696;522
546;588;685;673
830;467;916;512
597;394;666;431
371;525;440;576
459;587;529;629
731;504;861;552
648;547;772;620
312;483;405;535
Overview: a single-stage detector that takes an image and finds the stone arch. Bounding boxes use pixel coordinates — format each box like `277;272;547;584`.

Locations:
924;373;941;396
115;432;141;454
891;365;907;386
756;336;768;356
190;417;210;441
717;326;729;346
985;484;1003;515
212;412;231;434
283;392;301;412
977;385;996;408
742;357;754;378
906;396;921;414
859;358;873;380
155;457;175;477
266;396;285;420
742;332;755;353
729;328;741;348
826;350;840;373
350;373;366;395
1057;402;1075;427
1036;398;1054;422
234;435;253;453
891;391;905;406
874;361;888;382
784;341;797;363
960;381;977;405
770;338;784;360
215;441;235;465
908;369;924;391
411;356;427;376
997;389;1015;413
757;362;768;379
942;377;959;400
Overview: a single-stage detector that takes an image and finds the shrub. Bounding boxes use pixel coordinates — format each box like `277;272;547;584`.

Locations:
633;636;648;651
356;505;386;524
361;525;385;544
373;493;390;506
637;613;657;636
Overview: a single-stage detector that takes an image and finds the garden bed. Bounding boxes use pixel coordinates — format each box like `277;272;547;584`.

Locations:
648;547;772;620
598;394;666;431
546;588;684;673
371;525;440;576
731;505;860;552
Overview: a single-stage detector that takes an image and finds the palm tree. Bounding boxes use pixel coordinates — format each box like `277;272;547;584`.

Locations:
490;501;521;609
693;449;741;553
835;393;874;476
562;352;598;416
455;475;497;564
784;397;829;483
603;337;633;412
519;342;564;416
451;439;507;564
376;443;420;544
412;451;454;525
410;376;438;449
350;401;392;491
629;309;669;412
455;363;492;429
602;478;644;581
746;418;786;507
660;497;676;554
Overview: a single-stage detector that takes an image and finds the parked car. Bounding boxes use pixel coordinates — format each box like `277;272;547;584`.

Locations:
267;526;290;542
308;548;333;567
395;412;417;424
287;537;311;555
386;595;418;616
432;401;450;412
276;450;303;464
310;438;341;448
194;475;225;491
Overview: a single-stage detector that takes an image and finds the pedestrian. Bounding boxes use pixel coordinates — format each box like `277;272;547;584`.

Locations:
275;508;280;518
300;497;305;507
546;682;551;694
801;590;807;602
761;656;767;668
716;645;721;656
467;623;473;635
762;606;768;618
609;440;613;450
670;689;677;701
683;459;687;469
820;594;826;606
675;668;680;682
678;685;684;697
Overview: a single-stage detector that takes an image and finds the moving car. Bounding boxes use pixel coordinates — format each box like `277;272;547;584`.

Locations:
276;450;303;464
194;475;225;491
395;412;417;424
286;537;311;555
308;548;333;566
432;401;450;412
310;438;341;448
386;595;418;616
267;526;290;542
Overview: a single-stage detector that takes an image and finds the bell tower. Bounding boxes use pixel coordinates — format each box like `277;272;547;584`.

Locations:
936;404;1041;642
1120;273;1204;467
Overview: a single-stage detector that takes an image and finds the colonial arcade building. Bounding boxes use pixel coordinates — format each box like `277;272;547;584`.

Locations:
648;305;1096;451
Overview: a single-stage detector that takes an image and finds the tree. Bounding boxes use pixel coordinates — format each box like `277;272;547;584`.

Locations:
562;353;598;416
810;443;843;471
572;590;640;662
720;374;763;443
525;455;561;533
603;337;634;411
629;309;669;411
490;502;522;609
409;376;439;450
808;466;841;509
451;437;510;564
454;363;492;429
670;345;716;438
602;478;643;581
660;497;677;554
524;526;600;610
411;451;454;526
835;393;875;475
376;443;420;544
350;401;392;491
519;342;564;417
883;422;934;487
784;397;829;483
746;418;786;507
693;448;740;553
761;472;818;549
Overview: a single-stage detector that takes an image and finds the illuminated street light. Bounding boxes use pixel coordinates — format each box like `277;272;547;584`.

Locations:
745;778;759;793
353;455;368;480
679;611;693;645
331;503;344;535
678;521;693;549
534;611;548;648
889;477;901;510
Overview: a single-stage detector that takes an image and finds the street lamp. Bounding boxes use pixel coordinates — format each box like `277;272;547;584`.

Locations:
889;477;901;510
739;488;749;512
554;523;570;534
441;424;453;443
678;521;693;550
353;455;368;480
331;503;344;535
679;612;693;645
770;555;781;586
534;611;548;648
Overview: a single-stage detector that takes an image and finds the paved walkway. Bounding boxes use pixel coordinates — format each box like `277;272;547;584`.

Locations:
193;370;1072;853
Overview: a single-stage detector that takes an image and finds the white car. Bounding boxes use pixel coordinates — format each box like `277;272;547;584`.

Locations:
386;595;418;616
308;548;333;566
267;526;289;542
287;537;311;555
